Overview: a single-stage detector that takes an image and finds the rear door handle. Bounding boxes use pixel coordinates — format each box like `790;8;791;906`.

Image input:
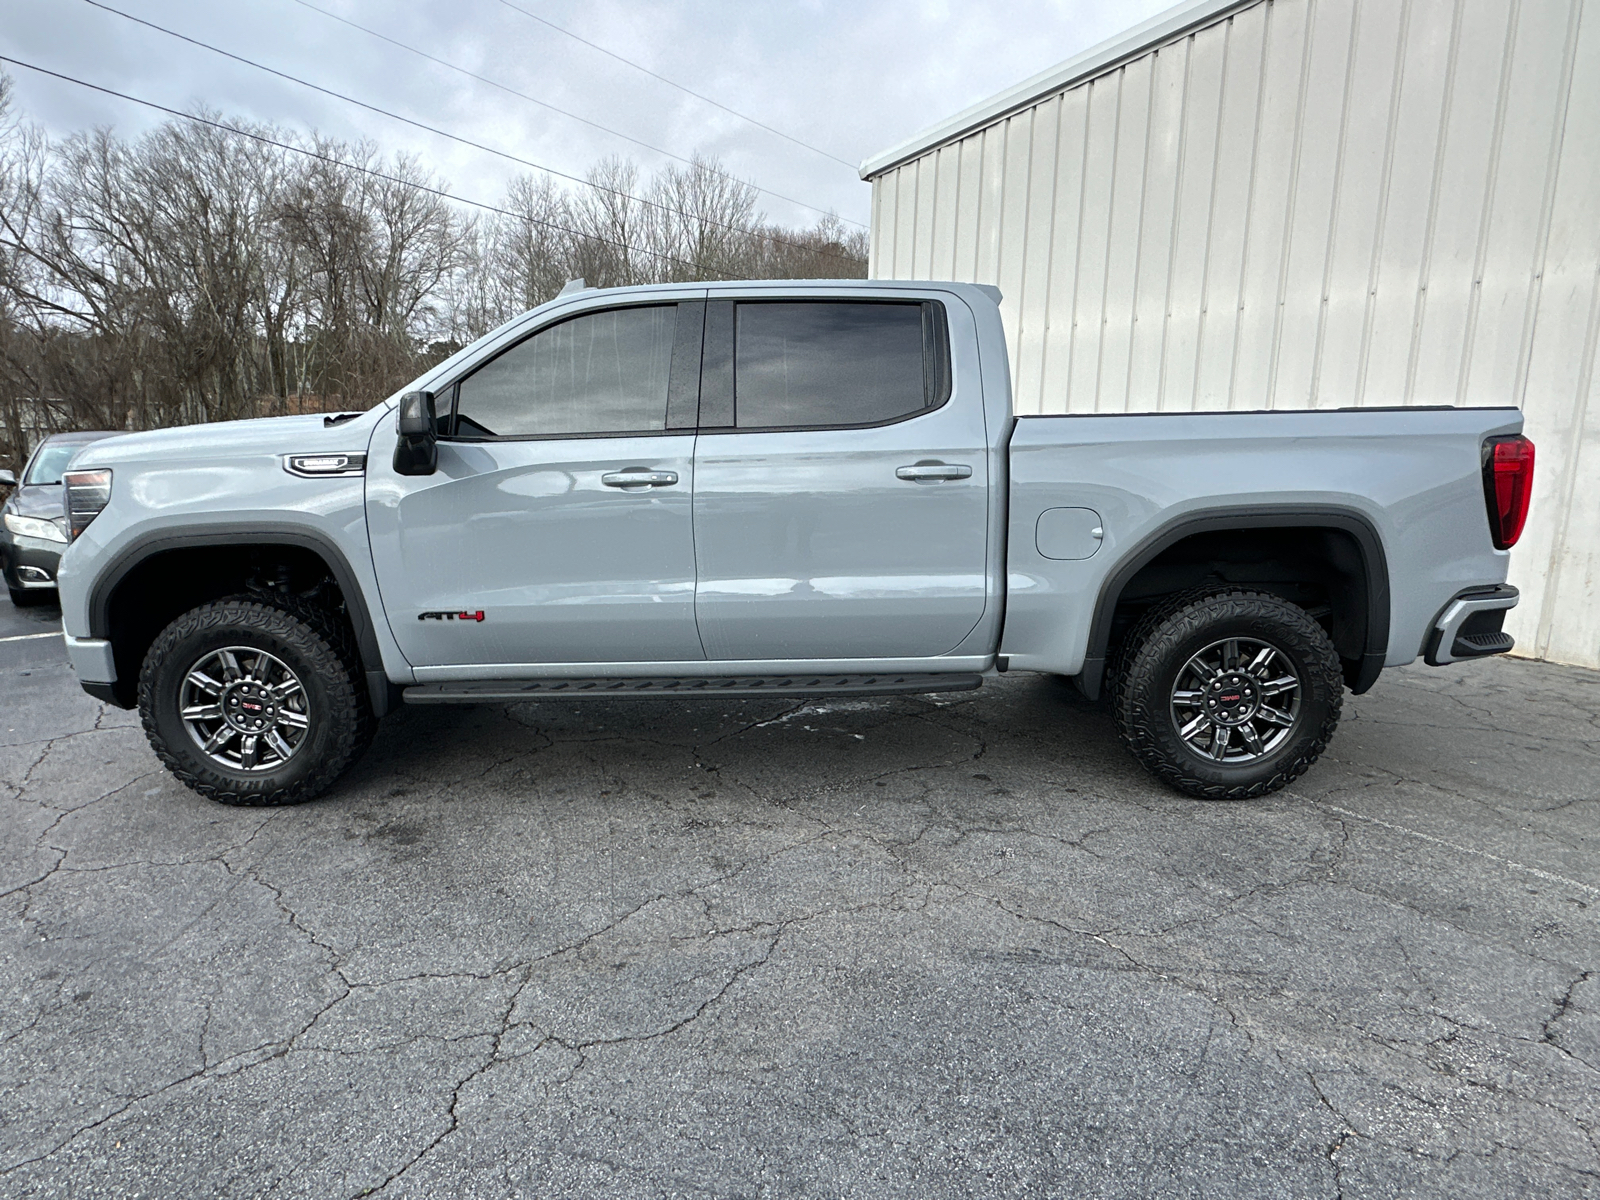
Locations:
602;469;679;488
896;463;972;482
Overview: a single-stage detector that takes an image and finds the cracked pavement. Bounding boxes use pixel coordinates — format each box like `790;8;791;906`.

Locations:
1;597;1597;1198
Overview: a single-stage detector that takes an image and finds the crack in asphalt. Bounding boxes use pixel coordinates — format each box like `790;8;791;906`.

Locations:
348;894;924;1196
1305;1070;1362;1200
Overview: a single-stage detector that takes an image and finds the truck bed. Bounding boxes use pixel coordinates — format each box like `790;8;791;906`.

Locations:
999;406;1522;690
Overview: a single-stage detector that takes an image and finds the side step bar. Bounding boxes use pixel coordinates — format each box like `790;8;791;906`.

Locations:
404;672;984;704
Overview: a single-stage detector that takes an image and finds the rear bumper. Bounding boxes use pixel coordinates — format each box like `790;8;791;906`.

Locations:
1425;585;1518;666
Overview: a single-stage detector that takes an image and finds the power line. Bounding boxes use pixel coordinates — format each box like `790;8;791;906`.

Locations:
0;54;732;280
285;0;860;226
494;0;858;171
80;0;865;266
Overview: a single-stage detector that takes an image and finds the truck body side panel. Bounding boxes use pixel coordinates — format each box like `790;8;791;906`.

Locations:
1000;407;1524;676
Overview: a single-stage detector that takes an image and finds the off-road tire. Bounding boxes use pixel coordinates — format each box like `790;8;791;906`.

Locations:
139;596;374;806
1103;583;1239;697
1112;590;1343;800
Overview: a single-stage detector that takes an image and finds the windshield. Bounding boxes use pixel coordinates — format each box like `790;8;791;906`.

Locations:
23;442;81;486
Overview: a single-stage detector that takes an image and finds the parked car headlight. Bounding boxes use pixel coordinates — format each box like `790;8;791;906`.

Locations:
4;512;68;543
63;469;113;540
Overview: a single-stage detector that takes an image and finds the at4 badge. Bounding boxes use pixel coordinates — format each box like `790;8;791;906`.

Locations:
419;610;486;622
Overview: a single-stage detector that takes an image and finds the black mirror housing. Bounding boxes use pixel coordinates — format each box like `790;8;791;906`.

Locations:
394;390;438;476
397;390;436;437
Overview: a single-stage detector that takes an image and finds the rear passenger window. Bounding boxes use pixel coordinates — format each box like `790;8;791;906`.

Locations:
453;305;675;439
733;301;947;429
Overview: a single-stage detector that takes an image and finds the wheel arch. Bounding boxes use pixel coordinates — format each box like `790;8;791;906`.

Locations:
89;525;392;713
1080;506;1390;700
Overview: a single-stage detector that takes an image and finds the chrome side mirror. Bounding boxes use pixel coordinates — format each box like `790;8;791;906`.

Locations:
394;391;438;476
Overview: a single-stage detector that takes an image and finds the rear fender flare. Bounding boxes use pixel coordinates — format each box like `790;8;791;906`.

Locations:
1079;506;1390;699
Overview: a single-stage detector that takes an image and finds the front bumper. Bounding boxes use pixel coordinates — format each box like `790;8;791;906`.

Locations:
65;635;117;682
1425;585;1519;665
2;532;65;590
64;635;123;707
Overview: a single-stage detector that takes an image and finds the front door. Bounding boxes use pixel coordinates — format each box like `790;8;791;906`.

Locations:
691;298;991;661
367;301;706;668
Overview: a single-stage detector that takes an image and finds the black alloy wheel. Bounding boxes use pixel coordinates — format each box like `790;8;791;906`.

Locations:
1112;590;1344;799
139;597;374;806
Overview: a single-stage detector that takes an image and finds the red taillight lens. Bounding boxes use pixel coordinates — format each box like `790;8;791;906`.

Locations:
1481;435;1534;550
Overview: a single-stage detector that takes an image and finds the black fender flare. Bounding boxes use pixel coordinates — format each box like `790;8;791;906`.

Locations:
88;524;397;715
1077;506;1390;700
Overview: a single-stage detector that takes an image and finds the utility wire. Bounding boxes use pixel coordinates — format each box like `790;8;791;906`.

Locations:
80;0;864;267
0;54;732;279
286;0;860;226
494;0;857;170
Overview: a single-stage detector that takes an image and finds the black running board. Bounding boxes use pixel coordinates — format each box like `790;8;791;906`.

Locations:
404;672;984;704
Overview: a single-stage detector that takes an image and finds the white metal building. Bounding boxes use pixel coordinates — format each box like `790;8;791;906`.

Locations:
862;0;1600;670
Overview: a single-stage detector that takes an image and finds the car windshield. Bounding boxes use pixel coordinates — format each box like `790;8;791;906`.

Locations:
23;442;81;486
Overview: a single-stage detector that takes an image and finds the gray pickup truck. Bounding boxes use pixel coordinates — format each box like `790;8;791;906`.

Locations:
53;280;1534;806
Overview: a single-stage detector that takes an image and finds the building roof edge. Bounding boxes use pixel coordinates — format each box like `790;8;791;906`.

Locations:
859;0;1256;180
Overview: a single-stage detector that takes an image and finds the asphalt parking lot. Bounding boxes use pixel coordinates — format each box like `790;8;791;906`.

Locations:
1;593;1597;1199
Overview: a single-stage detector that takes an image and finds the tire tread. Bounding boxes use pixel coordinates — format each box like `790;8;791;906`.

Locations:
138;596;373;806
1111;589;1343;800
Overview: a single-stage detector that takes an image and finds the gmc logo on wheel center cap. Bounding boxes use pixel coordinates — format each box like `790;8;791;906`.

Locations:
419;610;486;622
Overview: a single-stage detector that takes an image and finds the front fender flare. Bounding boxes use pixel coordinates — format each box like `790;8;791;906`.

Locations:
88;523;401;715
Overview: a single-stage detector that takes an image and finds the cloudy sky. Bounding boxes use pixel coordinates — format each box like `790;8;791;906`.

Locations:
1;0;1174;232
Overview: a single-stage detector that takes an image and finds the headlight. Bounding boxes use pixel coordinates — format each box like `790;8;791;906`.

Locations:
63;469;113;541
4;512;68;543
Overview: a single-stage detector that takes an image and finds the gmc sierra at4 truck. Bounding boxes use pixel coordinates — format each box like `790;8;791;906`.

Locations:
52;280;1534;807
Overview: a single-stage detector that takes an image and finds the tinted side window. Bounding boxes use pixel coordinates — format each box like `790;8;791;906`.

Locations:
733;301;940;429
454;305;675;438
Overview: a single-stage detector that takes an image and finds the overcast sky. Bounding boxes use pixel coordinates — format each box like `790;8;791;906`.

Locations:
1;0;1174;232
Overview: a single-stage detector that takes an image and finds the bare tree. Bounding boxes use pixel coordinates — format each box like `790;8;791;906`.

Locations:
0;73;868;472
277;143;471;405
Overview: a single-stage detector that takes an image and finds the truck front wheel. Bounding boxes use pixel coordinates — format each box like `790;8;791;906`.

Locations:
138;597;374;806
1111;590;1344;800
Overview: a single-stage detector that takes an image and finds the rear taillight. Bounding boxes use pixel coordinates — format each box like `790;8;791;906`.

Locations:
1481;435;1534;550
63;468;112;541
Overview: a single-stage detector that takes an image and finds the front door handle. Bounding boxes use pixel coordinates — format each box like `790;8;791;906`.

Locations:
602;469;679;488
896;462;973;482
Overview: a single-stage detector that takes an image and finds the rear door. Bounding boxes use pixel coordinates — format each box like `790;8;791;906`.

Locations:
691;295;990;661
366;299;706;668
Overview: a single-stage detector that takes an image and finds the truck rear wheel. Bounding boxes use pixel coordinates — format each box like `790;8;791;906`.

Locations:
138;597;374;806
1111;590;1343;799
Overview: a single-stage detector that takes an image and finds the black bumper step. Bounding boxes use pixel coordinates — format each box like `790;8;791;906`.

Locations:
404;672;984;704
1451;630;1515;659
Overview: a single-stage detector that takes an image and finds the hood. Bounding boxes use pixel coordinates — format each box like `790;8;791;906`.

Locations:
68;408;390;469
4;481;67;526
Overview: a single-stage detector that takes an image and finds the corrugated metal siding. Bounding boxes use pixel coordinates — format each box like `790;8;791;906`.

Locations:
868;0;1600;670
